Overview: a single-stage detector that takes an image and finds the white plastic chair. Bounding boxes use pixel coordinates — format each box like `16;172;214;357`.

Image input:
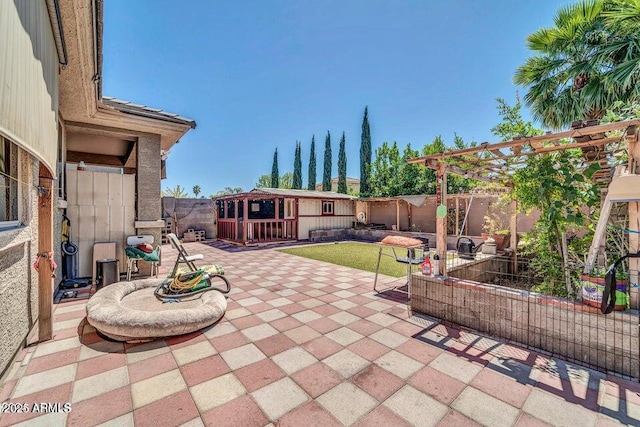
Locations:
126;235;160;280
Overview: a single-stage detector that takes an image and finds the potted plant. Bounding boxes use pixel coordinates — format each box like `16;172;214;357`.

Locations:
580;266;629;311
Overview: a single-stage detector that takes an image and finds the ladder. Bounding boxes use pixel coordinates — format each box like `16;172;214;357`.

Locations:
584;166;624;273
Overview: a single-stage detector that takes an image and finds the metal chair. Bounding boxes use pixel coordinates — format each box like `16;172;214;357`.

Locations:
125;235;160;281
166;233;204;278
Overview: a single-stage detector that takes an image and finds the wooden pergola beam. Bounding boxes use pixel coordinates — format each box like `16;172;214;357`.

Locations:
409;119;640;165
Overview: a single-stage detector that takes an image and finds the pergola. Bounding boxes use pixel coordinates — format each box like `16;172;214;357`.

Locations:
408;119;640;279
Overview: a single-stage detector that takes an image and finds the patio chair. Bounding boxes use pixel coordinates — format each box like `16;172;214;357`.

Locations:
166;233;205;278
124;235;160;281
165;233;230;294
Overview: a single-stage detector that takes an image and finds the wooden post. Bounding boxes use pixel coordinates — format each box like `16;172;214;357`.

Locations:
628;127;639;307
561;232;572;295
395;199;400;231
510;200;518;273
37;164;53;342
436;164;447;276
234;199;239;241
243;198;249;245
455;197;460;236
365;201;370;225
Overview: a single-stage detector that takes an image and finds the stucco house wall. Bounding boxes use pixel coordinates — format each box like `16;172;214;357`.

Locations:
0;150;41;377
0;0;61;377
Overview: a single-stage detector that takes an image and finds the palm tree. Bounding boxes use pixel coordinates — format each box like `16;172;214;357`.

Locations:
600;0;640;96
162;185;189;198
514;0;638;129
192;185;201;198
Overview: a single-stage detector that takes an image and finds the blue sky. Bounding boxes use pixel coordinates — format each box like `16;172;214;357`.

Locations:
102;0;569;197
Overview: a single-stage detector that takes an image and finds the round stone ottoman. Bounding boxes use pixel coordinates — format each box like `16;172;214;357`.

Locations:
86;278;227;341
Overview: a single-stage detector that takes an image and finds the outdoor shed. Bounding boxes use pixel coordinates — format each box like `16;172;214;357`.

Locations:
216;188;356;245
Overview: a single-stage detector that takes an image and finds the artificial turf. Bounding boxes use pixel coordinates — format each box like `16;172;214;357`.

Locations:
278;242;412;277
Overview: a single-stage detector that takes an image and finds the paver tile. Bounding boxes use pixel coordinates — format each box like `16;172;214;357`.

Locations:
131;369;187;409
190;373;246;413
347;337;391;361
522;389;599;427
272;347;317;375
276;401;341;427
317;382;377;426
436;410;482;427
351;364;404;402
133;390;199;427
12;364;76;398
302;336;344;360
383;385;449;427
180;354;230;387
374;350;423;379
172;341;216;366
66;386;132;427
291;362;343;398
325;327;364;346
408;366;467;405
201;395;268;427
251;377;308;420
451;387;520;427
234;358;286;393
72;366;129;403
430;352;482;384
369;328;409;348
220;343;266;370
354;405;413;427
253;334;297;357
284;325;322;344
470;367;533;408
323;349;370;379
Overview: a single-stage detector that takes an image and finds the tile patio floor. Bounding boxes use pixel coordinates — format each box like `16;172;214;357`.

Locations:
1;240;640;426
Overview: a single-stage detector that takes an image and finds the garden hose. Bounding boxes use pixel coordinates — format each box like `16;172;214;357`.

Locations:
168;269;206;293
154;269;231;302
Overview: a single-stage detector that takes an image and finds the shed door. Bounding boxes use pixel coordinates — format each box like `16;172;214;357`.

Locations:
66;169;136;277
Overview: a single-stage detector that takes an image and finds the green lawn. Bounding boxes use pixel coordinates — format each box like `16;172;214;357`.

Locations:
279;242;412;277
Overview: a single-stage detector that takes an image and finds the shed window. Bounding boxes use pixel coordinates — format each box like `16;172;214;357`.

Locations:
322;201;334;216
284;199;295;219
226;200;235;218
0;136;19;226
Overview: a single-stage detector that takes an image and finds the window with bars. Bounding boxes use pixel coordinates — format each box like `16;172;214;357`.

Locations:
0;136;19;226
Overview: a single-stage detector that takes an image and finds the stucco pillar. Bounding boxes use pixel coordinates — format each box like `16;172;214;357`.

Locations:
136;134;162;274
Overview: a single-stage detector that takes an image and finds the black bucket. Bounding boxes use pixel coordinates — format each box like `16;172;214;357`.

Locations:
96;259;119;289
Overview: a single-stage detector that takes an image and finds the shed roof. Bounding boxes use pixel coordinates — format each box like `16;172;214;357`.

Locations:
216;188;357;200
251;188;357;199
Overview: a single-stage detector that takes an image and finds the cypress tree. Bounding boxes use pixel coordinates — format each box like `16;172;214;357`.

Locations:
360;106;371;196
271;148;279;188
293;142;302;189
337;132;347;194
307;135;316;190
322;131;332;191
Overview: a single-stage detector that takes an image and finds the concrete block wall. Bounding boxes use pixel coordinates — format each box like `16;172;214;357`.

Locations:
411;274;640;377
162;197;216;240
